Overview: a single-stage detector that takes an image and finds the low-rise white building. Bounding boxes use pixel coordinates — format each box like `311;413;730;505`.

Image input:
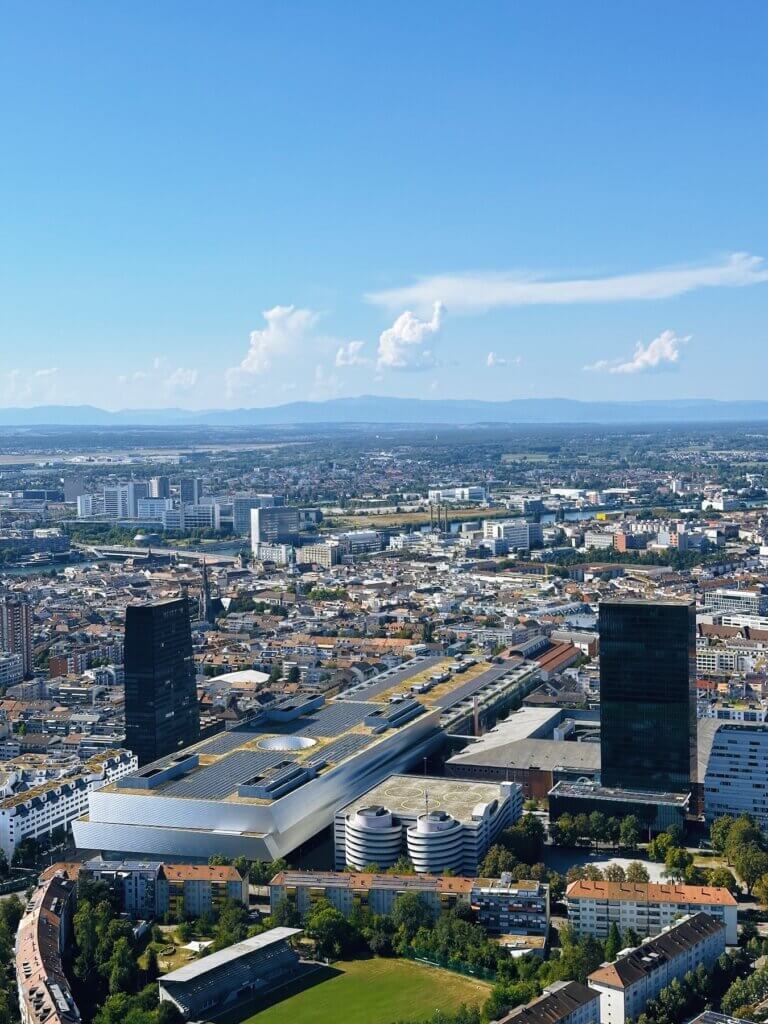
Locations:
483;519;543;550
0;749;136;858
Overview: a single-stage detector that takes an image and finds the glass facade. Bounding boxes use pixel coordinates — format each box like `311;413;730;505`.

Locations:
599;600;696;794
124;597;200;766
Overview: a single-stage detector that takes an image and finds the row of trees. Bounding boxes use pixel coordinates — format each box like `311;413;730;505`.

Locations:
0;896;24;1024
207;852;290;886
550;811;643;851
71;879;154;1012
721;962;768;1018
71;876;255;1024
566;861;652;884
640;828;739;890
270;887;708;1024
710;815;768;898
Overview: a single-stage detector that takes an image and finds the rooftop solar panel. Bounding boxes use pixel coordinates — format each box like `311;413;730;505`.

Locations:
196;726;266;755
306;732;369;766
160;750;292;799
434;662;515;708
339;656;444;699
296;700;378;738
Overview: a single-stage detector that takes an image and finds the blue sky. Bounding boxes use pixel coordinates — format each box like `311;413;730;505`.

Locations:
1;2;766;409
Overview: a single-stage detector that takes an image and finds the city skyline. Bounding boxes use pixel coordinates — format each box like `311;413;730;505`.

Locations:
2;2;767;409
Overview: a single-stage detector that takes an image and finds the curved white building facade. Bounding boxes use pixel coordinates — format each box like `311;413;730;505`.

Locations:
407;812;464;874
335;775;523;874
344;806;403;869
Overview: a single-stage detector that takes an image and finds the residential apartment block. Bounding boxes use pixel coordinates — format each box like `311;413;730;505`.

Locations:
77;859;248;918
270;870;474;920
567;880;737;945
496;981;600;1024
587;913;727;1024
270;870;549;949
16;873;80;1024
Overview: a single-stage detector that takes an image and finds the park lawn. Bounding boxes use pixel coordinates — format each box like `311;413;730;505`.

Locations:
230;957;492;1024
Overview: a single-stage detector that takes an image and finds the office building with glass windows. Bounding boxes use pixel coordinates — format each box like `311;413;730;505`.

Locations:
599;599;696;794
124;597;200;766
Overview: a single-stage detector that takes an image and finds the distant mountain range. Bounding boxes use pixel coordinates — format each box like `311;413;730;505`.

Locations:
1;396;767;427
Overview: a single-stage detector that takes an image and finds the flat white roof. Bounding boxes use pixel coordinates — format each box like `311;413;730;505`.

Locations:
160;928;301;983
207;669;270;685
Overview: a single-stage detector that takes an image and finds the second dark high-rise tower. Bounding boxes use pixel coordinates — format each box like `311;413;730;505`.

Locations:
599;599;696;794
124;597;200;766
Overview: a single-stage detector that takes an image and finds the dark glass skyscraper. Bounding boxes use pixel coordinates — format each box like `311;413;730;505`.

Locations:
124;597;200;766
599;599;696;794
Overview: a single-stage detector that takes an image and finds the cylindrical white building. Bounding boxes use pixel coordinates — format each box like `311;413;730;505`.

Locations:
343;805;402;869
406;811;464;874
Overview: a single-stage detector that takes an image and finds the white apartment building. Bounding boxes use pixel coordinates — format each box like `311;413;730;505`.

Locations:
162;504;216;531
700;703;767;723
567;880;737;945
298;542;340;568
703;587;768;617
76;493;103;518
0;651;24;686
587;914;727;1024
428;486;486;503
137;497;173;521
483;518;543;550
252;542;296;565
696;645;759;675
102;482;148;519
583;529;616;551
499;982;600;1024
702;721;768;830
331;529;384;555
0;750;136;858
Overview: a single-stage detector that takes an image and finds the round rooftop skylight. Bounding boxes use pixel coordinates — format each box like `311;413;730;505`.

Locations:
258;735;317;752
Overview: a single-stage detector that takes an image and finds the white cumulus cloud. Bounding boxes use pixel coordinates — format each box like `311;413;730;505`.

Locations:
118;358;199;398
227;305;319;393
164;367;199;393
377;301;443;371
3;367;61;404
584;329;689;374
310;364;341;400
335;340;369;367
367;253;768;313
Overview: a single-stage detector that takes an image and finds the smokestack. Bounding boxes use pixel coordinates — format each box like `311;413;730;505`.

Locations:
473;696;480;736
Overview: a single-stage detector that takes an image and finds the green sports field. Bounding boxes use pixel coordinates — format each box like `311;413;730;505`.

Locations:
228;957;492;1024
